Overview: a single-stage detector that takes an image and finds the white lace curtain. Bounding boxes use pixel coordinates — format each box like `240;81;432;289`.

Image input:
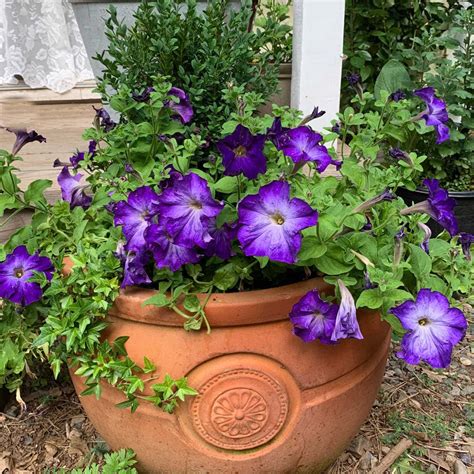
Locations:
0;0;94;93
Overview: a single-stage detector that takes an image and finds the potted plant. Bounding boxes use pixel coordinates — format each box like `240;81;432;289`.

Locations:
76;0;292;138
0;69;471;471
343;4;473;234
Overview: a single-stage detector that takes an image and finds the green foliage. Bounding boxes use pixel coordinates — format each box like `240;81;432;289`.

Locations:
96;0;292;139
344;2;473;190
47;448;138;474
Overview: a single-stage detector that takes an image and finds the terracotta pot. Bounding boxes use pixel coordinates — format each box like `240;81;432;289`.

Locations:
70;277;390;473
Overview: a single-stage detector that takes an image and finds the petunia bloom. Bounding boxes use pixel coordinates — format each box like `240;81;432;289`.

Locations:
267;117;289;147
414;87;450;144
216;125;267;179
353;189;395;214
146;222;200;272
132;86;155;103
158;172;224;249
57;167;92;209
93;106;116;132
203;222;237;260
275;126;341;173
165;87;193;124
0;245;54;306
388;147;413;166
237;181;318;264
400;178;458;236
390;90;406;102
458;233;474;261
289;289;338;343
6;128;46;156
331;280;363;341
120;250;152;288
113;186;160;251
390;289;467;368
418;222;432;254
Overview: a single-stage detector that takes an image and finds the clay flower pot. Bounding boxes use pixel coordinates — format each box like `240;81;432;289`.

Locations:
70;277;390;473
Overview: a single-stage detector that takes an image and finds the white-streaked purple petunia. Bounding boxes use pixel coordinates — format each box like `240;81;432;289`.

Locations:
237;181;318;264
203;222;237;260
331;280;363;342
0;245;54;306
146;222;200;271
390;289;467;368
414;87;450;144
6;128;46;156
57;167;92;209
113;186;160;251
400;178;458;236
289;289;338;343
158;172;224;249
120;250;152;288
216;125;267;179
275;126;341;172
165;87;194;124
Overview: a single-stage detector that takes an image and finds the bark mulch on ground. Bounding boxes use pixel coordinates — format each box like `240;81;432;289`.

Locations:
1;308;472;473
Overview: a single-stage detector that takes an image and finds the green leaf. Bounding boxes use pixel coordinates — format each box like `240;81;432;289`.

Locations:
298;237;327;262
408;244;432;278
374;60;413;99
313;244;353;275
213;176;238;193
357;289;384;309
183;294;201;313
23;179;51;204
213;263;239;291
143;293;169;307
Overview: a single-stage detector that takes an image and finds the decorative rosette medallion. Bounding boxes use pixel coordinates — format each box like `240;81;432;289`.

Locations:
191;368;289;450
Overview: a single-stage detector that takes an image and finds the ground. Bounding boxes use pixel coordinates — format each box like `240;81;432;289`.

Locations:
1;305;472;473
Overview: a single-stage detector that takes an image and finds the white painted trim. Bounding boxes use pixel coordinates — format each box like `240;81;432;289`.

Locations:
291;0;346;130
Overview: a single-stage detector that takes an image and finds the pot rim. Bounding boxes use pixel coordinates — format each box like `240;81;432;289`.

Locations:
110;277;331;327
403;187;474;198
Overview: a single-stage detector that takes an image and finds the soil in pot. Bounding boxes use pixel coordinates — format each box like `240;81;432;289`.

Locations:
70;277;390;473
398;187;474;234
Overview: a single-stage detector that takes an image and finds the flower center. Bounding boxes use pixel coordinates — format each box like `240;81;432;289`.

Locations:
271;213;285;225
233;145;247;157
418;317;429;326
189;199;203;210
14;267;24;278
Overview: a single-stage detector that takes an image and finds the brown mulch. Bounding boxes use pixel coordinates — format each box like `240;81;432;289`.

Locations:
1;310;473;473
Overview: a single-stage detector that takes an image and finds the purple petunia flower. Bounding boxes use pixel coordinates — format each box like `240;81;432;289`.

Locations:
216;125;267;179
146;222;200;272
267;117;289;147
346;72;361;87
458;232;474;261
57;167;92;209
414;87;450;144
353;189;396;214
390;89;406;102
132;86;155;103
69;151;85;169
6;128;46;156
120;249;152;288
388;147;413;166
390;289;467;368
203;222;237;260
0;245;53;306
331;122;342;135
331;280;363;341
158;172;224;249
165;87;194;124
275;126;341;173
400;178;458;236
113;186;160;251
237;181;318;264
300;106;326;126
418;222;432;254
93;106;116;132
289;289;338;343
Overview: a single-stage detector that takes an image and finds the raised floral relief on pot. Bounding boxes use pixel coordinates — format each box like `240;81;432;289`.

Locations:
191;368;289;451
